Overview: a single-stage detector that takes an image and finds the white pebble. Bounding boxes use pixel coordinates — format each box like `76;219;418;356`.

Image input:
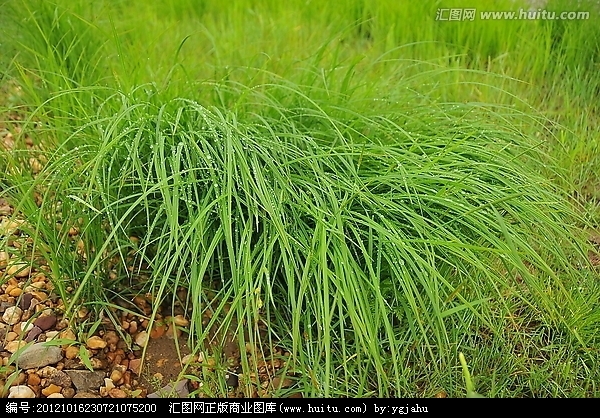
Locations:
8;385;36;398
2;306;23;325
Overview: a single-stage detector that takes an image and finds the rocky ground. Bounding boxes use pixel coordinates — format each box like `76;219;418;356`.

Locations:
0;232;190;398
0;206;293;399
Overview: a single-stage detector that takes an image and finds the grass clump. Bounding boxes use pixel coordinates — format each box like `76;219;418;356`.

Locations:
1;0;599;397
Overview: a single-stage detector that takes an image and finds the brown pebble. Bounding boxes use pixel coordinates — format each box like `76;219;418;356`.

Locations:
77;307;88;319
5;340;26;353
59;328;76;341
86;336;107;350
7;262;30;278
108;388;127;398
8;287;22;297
27;374;41;386
109;369;123;383
62;387;75;398
32;273;46;283
18;293;34;311
31;291;47;302
106;352;116;363
0;251;8;268
128;358;142;375
64;346;79;360
104;331;119;348
41;384;62;397
172;315;189;327
90;357;108;370
25;326;43;342
34;315;57;331
30;281;45;290
150;323;165;339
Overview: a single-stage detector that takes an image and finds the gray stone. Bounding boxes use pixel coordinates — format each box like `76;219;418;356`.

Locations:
65;370;105;392
0;301;14;314
13;343;62;369
147;379;189;398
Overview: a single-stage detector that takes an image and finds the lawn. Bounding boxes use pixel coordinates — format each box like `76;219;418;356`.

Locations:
1;0;599;397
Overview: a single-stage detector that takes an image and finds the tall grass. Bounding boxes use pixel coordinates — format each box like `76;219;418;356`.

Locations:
1;0;599;397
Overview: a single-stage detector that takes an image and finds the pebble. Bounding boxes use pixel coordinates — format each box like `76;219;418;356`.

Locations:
41;384;62;397
110;369;123;383
128;358;142;375
30;291;47;302
8;287;22;297
14;343;62;369
172;315;189;327
0;251;8;267
47;369;72;387
0;219;23;235
64;345;79;359
150;323;165;339
18;293;34;310
104;378;115;390
2;306;23;325
104;331;119;349
77;307;89;319
165;324;181;339
62;387;75;398
47;393;64;398
86;336;107;350
27;373;41;386
45;330;59;339
59;328;76;341
134;331;148;347
7;262;31;278
0;301;13;313
65;370;105;392
8;385;36;398
181;354;197;365
109;388;127;398
25;326;42;342
34;314;57;331
18;322;35;334
5;340;27;353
